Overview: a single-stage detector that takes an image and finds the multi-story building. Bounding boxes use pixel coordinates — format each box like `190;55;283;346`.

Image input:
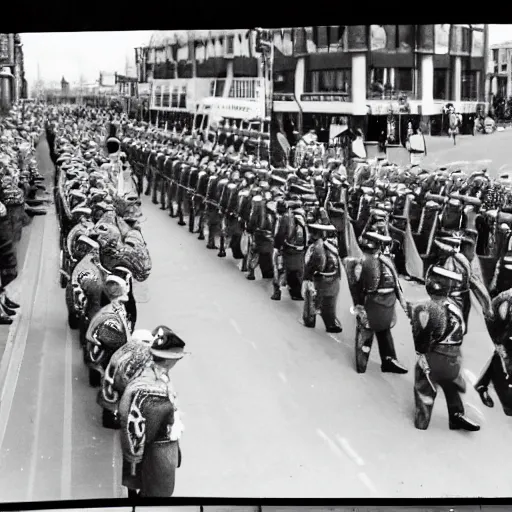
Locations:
135;30;268;130
0;33;27;112
272;25;489;143
488;41;512;99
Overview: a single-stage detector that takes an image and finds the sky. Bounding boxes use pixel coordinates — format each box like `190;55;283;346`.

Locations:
21;31;153;87
19;25;512;88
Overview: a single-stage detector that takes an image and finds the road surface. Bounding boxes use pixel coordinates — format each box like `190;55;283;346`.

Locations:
1;134;512;502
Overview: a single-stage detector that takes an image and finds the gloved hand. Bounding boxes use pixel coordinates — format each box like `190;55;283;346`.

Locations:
169;410;184;441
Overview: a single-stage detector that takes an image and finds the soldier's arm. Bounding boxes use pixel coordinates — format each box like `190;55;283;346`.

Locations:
344;257;365;306
409;301;433;354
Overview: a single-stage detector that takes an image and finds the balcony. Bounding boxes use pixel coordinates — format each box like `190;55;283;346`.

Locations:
209;78;263;101
367;89;415;101
301;92;350;102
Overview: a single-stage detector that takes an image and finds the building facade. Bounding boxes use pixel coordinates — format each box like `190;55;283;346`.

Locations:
135;30;268;125
272;25;489;142
0;33;27;112
488;41;512;99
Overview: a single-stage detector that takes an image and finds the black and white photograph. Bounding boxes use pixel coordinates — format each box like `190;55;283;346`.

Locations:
1;22;512;504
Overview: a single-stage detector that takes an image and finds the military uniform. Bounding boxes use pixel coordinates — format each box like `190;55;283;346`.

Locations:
271;200;307;301
345;230;408;374
119;326;186;498
302;209;342;333
409;258;481;431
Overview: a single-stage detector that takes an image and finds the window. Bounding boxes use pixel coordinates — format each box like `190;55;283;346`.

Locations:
395;68;413;92
154;86;162;107
309;69;351;94
461;70;477;101
162;86;170;107
226;35;234;55
433;69;449;100
273;70;294;93
493;49;499;62
171;87;179;108
179;86;187;108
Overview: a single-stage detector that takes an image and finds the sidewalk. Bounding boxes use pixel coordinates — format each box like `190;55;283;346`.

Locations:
0;137;53;360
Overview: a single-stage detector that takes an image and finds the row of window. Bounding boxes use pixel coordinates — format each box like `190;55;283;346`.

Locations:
274;68;480;101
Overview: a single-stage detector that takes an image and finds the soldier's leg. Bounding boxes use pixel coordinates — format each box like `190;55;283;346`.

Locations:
483;353;512;415
286;269;303;300
414;362;438;430
475;352;497;408
259;251;274;279
206;215;219;250
151;172;160;204
376;329;408;373
144;166;151;196
246;246;259;280
319;284;342;334
160;180;167;210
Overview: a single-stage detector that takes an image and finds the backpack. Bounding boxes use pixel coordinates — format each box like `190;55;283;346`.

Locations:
287;211;306;249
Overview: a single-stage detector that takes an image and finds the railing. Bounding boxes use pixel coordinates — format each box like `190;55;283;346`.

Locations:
367;89;416;101
300;92;350;102
209;78;263;100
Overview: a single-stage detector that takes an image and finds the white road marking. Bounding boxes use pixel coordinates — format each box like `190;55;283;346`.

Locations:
336;435;365;466
278;372;287;384
26;223;50;501
358;471;378;495
464;369;477;386
60;326;73;499
328;333;342;344
316;428;345;459
112;431;122;497
229;318;242;335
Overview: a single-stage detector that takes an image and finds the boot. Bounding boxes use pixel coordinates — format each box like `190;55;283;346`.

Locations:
270;284;281;301
0;310;13;325
1;303;16;316
381;357;408;374
246;268;256;281
449;412;480;431
326;319;343;334
475;385;494;408
127;488;139;499
3;296;20;309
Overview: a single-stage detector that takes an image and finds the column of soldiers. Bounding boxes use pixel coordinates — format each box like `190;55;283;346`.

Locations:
39;104;512;497
0;102;48;324
119;117;512;434
49;106;185;498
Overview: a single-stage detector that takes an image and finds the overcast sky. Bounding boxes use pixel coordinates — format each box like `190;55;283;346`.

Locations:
20;25;512;87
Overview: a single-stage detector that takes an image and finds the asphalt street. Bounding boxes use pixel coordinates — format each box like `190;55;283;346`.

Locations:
0;134;511;502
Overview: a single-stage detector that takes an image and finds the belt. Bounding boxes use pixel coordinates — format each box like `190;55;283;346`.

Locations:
316;271;337;277
284;241;305;251
438;338;463;346
369;288;395;295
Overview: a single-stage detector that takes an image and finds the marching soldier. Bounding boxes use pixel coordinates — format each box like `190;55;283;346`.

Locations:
345;228;409;374
302;208;343;333
409;254;481;431
271;198;307;301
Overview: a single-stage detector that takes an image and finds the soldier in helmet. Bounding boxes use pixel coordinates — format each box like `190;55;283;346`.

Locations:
302;208;343;333
408;250;482;431
345;227;409;374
